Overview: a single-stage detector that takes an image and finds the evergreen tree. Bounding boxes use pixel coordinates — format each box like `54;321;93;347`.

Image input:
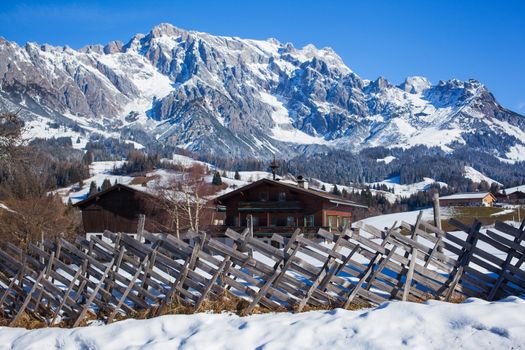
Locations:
82;151;94;165
321;184;326;191
234;170;241;180
101;178;112;191
212;171;222;186
88;181;97;197
489;182;500;195
332;184;341;196
342;188;348;198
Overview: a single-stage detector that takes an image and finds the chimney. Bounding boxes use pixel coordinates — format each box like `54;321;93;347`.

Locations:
269;157;279;181
297;175;309;190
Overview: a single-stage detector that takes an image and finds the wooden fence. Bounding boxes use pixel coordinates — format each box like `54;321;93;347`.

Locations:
0;216;523;326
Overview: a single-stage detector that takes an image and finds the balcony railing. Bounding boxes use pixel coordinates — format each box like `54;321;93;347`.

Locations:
206;225;327;237
237;201;303;211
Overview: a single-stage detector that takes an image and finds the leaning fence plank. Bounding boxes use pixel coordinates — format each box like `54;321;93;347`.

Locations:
444;220;482;300
107;254;151;324
243;237;302;315
402;249;418;301
487;224;525;300
10;271;45;325
72;257;116;328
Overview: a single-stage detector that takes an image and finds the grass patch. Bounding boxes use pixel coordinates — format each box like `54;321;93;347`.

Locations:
441;206;524;231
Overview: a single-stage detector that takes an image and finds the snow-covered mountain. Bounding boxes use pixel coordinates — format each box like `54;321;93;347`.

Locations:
1;23;524;160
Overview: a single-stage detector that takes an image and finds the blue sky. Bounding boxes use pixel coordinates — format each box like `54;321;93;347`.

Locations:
1;0;524;113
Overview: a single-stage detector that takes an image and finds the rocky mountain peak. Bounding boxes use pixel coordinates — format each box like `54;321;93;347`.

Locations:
399;76;432;94
148;23;186;38
0;22;523;162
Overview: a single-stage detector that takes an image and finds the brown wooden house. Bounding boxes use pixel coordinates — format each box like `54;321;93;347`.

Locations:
214;178;367;235
74;184;166;235
497;189;525;205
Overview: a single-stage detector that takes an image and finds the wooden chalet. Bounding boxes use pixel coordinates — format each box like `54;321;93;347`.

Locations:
214;177;367;235
497;188;525;205
74;184;166;236
439;192;496;207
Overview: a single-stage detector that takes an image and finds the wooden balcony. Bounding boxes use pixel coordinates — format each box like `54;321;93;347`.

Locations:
205;225;327;238
237;201;304;212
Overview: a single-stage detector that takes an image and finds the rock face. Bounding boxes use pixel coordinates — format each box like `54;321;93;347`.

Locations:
0;23;524;161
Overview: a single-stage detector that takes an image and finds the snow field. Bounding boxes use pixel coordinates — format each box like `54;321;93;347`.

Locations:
1;297;524;349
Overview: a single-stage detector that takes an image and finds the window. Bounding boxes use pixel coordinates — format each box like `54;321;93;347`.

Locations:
328;215;338;231
250;215;260;227
258;191;269;202
304;215;315;227
342;217;351;228
278;192;286;201
287;216;295;227
272;216;286;226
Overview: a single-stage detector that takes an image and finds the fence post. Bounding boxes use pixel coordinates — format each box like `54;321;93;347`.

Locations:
432;192;443;253
137;214;146;243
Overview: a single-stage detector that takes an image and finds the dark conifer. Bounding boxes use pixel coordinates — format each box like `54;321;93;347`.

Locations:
88;181;97;197
212;171;222;186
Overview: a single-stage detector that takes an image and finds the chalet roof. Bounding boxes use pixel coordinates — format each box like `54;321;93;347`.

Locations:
215;178;368;209
439;192;495;201
501;186;525;195
73;183;154;208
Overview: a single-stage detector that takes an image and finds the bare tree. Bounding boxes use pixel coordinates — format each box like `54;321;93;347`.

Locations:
152;164;223;237
0;194;81;248
0;112;25;173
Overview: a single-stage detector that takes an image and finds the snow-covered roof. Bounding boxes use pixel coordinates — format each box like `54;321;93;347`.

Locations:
439;192;493;200
502;185;525;195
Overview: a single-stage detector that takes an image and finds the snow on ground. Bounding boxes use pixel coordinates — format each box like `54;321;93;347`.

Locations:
0;202;14;212
490;209;516;217
54;161;134;204
167;154;214;169
23;117;89;150
376;155;396;164
369;176;447;199
1;297;525;349
506;144;525;162
355;208;436;230
464;166;502;185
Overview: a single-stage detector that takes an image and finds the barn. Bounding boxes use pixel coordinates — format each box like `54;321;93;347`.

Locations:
439;192;496;207
214;178;367;235
74;184;167;237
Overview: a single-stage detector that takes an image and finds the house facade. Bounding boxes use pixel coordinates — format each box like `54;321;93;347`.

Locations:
497;190;525;205
74;184;167;236
214;178;367;234
439;192;496;207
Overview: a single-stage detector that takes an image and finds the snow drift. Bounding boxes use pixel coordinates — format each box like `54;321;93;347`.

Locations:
1;297;524;350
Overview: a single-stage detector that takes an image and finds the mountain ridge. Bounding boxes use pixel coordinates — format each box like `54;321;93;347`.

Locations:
0;23;524;162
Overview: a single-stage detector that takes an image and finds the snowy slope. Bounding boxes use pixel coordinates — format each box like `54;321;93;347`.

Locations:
1;298;525;349
369;176;447;199
464;166;502;186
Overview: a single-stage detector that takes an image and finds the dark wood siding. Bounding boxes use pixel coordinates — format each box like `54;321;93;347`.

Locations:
77;186;164;233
